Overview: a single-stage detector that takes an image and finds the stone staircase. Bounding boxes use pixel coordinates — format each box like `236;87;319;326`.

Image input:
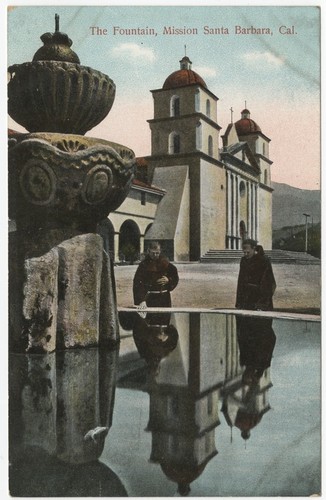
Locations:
200;249;320;264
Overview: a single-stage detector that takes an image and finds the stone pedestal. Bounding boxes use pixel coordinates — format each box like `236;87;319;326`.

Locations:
9;133;134;352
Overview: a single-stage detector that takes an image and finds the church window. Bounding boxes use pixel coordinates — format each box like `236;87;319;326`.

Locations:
264;169;268;184
170;95;180;117
167;395;179;416
207;393;213;415
205;433;211;453
206;99;211;118
168;435;174;453
208;135;213;156
169;132;180;154
195;89;200;112
239;181;246;197
196;122;202;150
154;132;160;149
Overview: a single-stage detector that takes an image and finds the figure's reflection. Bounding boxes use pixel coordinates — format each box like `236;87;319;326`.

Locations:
237;316;276;386
9;348;127;497
132;312;179;376
222;316;276;441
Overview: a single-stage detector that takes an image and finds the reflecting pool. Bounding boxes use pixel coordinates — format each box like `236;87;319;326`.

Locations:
9;312;320;497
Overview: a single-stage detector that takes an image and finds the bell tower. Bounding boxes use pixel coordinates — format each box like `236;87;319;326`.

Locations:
145;56;226;261
148;56;221;160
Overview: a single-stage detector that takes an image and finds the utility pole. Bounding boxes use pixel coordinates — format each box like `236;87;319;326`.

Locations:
303;213;310;253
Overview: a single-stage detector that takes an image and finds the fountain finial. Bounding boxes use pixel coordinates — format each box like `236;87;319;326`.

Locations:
31;14;80;63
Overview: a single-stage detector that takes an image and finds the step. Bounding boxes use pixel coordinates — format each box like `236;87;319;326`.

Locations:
200;249;320;264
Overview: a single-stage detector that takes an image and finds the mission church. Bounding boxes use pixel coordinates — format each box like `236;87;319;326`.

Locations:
102;55;273;262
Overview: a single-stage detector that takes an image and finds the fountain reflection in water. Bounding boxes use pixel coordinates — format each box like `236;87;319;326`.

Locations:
9;346;127;497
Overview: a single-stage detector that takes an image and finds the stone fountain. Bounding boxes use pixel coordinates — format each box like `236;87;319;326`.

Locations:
8;15;135;353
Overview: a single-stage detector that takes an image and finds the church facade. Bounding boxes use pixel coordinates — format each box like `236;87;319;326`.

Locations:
105;56;273;262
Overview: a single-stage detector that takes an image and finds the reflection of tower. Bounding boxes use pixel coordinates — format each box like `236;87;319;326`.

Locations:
222;316;276;441
9;348;127;496
222;370;273;441
146;313;228;495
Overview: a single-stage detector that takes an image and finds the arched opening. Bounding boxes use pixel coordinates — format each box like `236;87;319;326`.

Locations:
196;122;202;150
169;132;180;154
206;99;211;118
239;181;246;197
119;220;140;263
145;223;153;235
239;220;247;240
97;218;115;260
170;95;180;117
208;135;213;156
195;89;200;112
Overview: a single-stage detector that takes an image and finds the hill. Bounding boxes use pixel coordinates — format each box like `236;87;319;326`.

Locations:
272;181;320;230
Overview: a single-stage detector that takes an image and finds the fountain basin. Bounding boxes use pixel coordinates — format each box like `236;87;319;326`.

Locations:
8;61;116;135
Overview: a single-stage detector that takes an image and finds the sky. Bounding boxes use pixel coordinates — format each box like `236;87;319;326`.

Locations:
7;4;321;190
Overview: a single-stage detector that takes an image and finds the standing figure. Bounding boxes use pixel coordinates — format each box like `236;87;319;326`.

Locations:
236;239;276;311
133;242;179;308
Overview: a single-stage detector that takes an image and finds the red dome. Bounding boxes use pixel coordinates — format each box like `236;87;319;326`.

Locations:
163;69;207;90
235;108;261;135
235;118;261;135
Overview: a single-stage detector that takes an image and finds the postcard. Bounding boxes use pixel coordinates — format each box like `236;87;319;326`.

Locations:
6;3;321;498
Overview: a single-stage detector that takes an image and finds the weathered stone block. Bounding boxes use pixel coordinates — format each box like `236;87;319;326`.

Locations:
57;234;103;348
99;250;120;346
22;248;58;353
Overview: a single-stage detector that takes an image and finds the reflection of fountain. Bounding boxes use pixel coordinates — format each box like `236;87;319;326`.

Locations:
221;316;276;441
8;15;135;352
9;348;127;496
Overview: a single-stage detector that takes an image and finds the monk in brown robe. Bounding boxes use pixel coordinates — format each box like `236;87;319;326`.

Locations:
133;242;179;308
236;239;276;311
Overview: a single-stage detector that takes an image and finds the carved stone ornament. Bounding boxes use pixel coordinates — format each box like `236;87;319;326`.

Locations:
9;133;135;231
19;159;57;205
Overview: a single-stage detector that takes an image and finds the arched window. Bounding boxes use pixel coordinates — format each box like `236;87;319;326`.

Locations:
239;181;246;197
170;95;180;117
169;132;180;154
195;90;200;112
208;135;213;156
264;169;268;184
196;122;202;150
206;99;211;118
119;220;140;262
263;142;266;156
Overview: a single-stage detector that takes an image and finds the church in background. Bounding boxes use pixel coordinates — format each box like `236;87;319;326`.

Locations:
101;55;273;262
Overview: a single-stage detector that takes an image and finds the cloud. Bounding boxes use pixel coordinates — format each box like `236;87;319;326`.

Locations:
111;43;156;64
242;51;285;67
193;66;217;78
